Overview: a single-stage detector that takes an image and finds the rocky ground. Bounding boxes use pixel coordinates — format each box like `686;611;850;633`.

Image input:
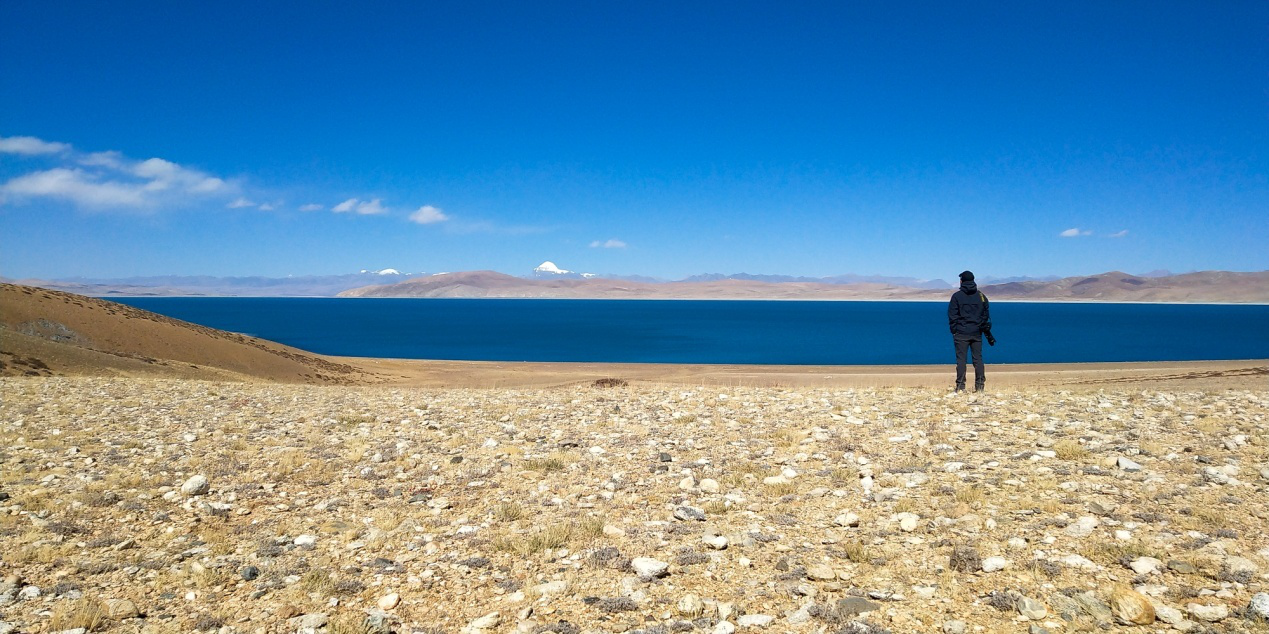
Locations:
1;377;1267;634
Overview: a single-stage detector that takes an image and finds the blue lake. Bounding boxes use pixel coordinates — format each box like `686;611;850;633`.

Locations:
111;298;1269;365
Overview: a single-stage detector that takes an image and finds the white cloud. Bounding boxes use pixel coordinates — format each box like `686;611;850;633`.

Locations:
409;204;449;224
79;151;124;168
258;202;275;211
1108;229;1129;238
332;198;387;215
0;135;71;155
1;168;148;207
0;136;236;211
227;197;256;209
590;238;627;248
1059;228;1093;238
299;203;324;212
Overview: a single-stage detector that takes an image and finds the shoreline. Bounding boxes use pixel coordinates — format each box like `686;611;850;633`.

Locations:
336;356;1269;390
100;294;1269;306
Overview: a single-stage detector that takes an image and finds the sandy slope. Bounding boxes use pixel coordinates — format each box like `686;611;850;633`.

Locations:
0;283;369;384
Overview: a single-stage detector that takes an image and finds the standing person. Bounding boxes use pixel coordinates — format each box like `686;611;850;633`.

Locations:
948;270;992;392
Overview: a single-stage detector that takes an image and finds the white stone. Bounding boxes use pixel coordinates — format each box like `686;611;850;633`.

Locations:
1247;593;1269;619
1203;467;1231;485
711;622;736;634
377;593;400;610
465;612;501;632
834;512;860;527
631;557;670;578
981;556;1009;572
897;512;919;532
534;580;568;595
677;594;704;617
1129;557;1162;575
806;564;836;581
1186;602;1229;622
1117;457;1143;471
181;475;210;496
1152;603;1185;625
1224;555;1258;575
294;534;317;547
699;478;720;493
704;535;729;550
737;614;775;628
1065;515;1100;538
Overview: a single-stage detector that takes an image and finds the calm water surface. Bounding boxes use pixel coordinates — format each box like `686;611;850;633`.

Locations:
112;298;1269;365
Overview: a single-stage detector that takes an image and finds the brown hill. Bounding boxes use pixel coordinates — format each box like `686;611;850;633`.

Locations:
0;283;368;383
983;270;1269;303
339;270;1269;303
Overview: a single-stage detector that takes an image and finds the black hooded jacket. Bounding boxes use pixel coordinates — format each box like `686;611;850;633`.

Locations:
948;280;991;336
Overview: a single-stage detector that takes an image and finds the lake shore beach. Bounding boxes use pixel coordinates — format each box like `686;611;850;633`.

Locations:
2;374;1267;634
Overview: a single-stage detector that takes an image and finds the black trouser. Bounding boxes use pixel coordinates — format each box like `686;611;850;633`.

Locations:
953;334;984;389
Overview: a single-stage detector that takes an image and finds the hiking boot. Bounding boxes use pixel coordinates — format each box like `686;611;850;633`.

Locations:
955;384;966;392
974;385;985;393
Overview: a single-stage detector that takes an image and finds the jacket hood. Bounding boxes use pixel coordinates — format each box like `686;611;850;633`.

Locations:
960;280;978;294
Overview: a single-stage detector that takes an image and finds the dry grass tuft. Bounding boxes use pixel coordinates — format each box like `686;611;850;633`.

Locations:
953;485;985;506
1053;438;1089;460
523;453;568;472
491;518;597;555
49;597;108;632
840;541;870;564
493;501;526;522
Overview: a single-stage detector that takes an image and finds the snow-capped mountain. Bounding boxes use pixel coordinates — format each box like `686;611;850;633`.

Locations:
531;261;597;280
533;261;570;275
359;268;403;276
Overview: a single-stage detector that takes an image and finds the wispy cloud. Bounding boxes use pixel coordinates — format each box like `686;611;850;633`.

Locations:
332;198;387;215
1059;227;1093;238
409;204;449;224
227;197;257;209
1107;229;1129;238
590;238;627;248
0;135;234;210
0;135;70;155
298;203;324;212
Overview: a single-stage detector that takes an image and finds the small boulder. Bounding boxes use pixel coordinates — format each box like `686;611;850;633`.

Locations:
1247;593;1269;620
1110;587;1155;625
981;556;1009;573
181;475;210;496
104;598;141;619
631;557;670;578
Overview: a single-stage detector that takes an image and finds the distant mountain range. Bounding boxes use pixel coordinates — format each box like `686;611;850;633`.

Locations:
5;268;1266;303
339;269;1269;303
3;270;426;297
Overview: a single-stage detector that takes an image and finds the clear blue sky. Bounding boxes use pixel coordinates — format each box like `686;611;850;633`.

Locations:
2;2;1266;281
